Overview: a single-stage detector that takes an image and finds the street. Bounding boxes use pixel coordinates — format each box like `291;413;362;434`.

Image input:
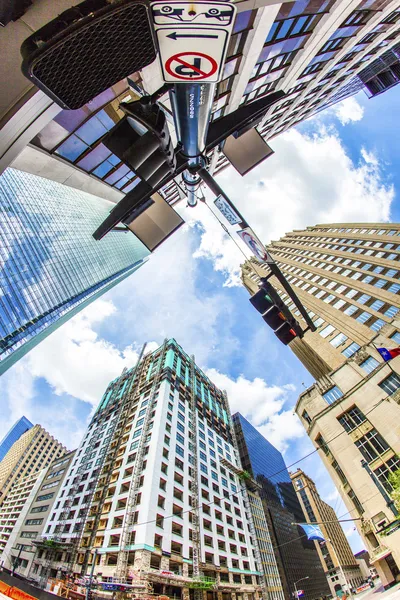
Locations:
355;581;400;600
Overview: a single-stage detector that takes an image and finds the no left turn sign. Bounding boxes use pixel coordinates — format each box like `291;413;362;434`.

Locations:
165;52;218;80
151;2;237;83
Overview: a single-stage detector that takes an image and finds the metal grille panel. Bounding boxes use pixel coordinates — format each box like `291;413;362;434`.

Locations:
21;0;157;110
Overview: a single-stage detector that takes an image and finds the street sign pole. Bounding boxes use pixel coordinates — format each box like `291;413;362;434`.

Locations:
170;82;215;206
152;1;237;207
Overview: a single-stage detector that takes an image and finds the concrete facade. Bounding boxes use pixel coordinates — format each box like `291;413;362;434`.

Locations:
241;223;400;589
290;469;363;595
0;425;67;507
1;0;400;204
0;451;75;582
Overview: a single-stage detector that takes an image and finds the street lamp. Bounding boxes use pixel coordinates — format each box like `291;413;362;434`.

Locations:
294;576;309;598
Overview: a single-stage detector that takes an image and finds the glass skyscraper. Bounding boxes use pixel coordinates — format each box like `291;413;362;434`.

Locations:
0;168;149;375
233;413;330;600
0;416;33;462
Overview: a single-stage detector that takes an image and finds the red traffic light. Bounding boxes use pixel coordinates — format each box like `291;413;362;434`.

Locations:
249;282;302;345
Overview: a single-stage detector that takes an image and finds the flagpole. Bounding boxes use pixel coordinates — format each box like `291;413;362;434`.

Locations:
291;519;361;526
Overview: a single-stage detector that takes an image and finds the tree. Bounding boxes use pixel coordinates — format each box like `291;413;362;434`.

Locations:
388;468;400;512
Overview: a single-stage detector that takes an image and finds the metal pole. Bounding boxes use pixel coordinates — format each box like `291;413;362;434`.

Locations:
85;549;97;600
170;83;215;207
264;268;316;332
11;546;23;576
294;580;298;599
293;576;308;599
197;167;316;333
197;166;248;227
291;519;361;526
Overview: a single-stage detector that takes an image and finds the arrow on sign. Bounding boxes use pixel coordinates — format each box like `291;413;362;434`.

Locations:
166;32;219;40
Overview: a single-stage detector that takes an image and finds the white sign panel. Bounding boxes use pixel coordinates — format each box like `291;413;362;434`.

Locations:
214;194;242;226
151;2;237;83
237;227;274;264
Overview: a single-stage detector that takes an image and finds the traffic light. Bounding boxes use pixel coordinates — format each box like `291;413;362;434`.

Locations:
103;99;176;190
250;282;303;345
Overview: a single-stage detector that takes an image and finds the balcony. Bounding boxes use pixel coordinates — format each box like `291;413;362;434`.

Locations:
370;544;391;563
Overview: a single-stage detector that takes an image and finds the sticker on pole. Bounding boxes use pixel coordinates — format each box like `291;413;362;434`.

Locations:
151;2;237;83
165;51;217;81
237;227;275;264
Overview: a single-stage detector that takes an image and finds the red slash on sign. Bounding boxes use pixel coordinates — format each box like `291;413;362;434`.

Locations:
165;52;218;80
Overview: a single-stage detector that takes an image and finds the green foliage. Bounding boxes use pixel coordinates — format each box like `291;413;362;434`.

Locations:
389;468;400;511
238;470;251;481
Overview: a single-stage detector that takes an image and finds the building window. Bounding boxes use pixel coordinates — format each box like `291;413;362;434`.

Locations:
320;324;335;338
330;333;348;348
388;283;400;294
390;332;400;344
356;311;372;324
302;410;312;424
322;386;343;405
176;445;184;458
374;456;400;491
266;13;319;43
370;319;385;332
332;460;348;485
21;531;39;538
355;429;389;462
379;373;400;395
385;306;399;318
348;489;364;515
25;518;43;526
360;356;380;374
316;434;330;455
342;342;360;358
338;406;366;432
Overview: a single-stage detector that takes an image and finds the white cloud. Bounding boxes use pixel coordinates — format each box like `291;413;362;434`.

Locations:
343;525;358;539
333;97;364;125
24;299;146;406
187;127;394;285
107;222;239;367
204;368;301;452
325;488;340;504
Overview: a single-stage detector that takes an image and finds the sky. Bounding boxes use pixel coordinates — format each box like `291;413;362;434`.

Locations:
1;85;399;554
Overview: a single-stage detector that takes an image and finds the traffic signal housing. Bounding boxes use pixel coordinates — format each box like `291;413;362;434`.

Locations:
250;281;303;345
103;100;176;190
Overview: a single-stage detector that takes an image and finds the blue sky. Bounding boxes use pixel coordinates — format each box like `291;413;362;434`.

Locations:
1;87;399;554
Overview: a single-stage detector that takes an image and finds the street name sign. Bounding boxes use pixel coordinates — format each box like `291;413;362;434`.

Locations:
214;194;242;225
151;2;237;83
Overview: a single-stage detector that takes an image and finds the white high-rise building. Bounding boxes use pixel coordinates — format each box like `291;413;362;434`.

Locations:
36;340;279;600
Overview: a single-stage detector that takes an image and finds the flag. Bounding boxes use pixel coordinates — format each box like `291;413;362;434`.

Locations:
298;523;325;541
377;347;400;361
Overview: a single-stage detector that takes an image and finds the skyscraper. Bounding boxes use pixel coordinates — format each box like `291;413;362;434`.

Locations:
233;413;330;600
0;424;67;506
0;417;33;462
2;0;400;202
290;469;363;596
241;222;400;588
33;340;267;600
0;168;149;375
0;450;75;580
